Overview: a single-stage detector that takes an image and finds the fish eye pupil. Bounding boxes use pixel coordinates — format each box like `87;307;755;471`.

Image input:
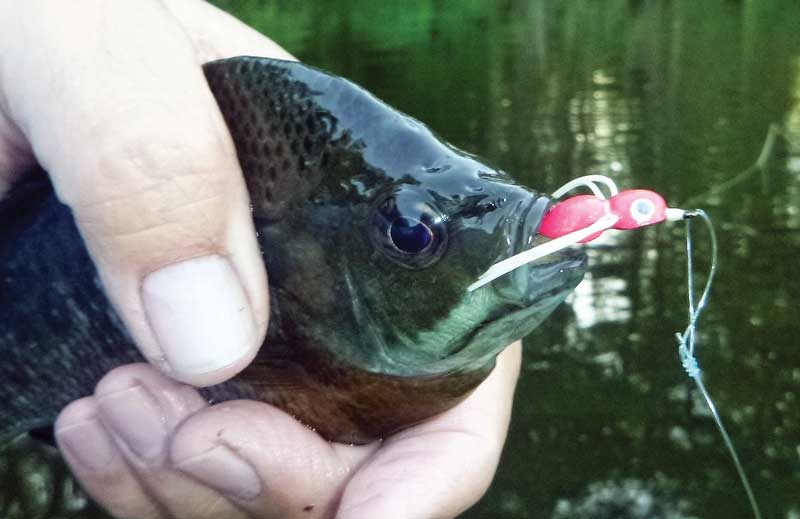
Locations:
369;193;448;268
390;217;433;253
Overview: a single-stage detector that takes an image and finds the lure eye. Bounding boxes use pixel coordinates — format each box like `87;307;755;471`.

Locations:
370;194;447;269
630;198;656;223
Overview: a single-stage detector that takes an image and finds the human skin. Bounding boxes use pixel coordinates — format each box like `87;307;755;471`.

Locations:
0;1;521;517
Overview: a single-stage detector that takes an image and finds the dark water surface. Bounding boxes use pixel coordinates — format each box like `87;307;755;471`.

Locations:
2;1;799;517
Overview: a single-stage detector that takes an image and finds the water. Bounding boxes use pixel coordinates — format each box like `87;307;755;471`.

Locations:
2;1;799;517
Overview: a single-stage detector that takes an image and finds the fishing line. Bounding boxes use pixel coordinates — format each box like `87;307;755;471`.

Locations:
469;170;762;517
676;210;762;519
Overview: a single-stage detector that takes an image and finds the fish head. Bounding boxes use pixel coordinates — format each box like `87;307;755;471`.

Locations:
205;57;587;379
329;150;587;376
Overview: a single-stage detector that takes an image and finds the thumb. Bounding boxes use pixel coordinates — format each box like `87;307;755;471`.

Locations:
0;0;272;385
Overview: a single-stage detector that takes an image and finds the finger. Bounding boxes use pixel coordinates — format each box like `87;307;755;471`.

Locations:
90;363;249;519
0;0;272;385
337;342;523;519
170;400;376;518
0;0;294;196
162;0;296;62
55;397;165;519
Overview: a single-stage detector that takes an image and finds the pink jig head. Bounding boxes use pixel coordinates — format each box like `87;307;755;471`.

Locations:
540;189;674;242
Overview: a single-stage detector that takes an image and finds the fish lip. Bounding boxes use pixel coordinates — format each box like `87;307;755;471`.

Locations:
528;253;587;288
491;191;587;305
512;252;586;305
440;254;586;369
513;194;550;254
495;194;587;302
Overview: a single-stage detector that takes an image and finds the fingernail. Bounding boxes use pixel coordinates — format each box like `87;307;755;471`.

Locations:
97;385;167;462
142;255;256;377
176;445;262;500
56;417;119;472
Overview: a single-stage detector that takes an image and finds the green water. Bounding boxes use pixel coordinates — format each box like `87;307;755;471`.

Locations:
3;1;799;517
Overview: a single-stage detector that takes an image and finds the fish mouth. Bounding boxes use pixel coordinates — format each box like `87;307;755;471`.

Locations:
514;195;550;252
492;194;588;306
491;251;586;309
434;252;585;373
434;196;587;369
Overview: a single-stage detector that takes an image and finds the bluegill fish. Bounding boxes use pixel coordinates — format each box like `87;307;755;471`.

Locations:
0;57;586;444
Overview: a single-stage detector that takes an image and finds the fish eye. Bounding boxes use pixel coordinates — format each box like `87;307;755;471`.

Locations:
389;217;433;253
370;194;448;269
630;198;656;222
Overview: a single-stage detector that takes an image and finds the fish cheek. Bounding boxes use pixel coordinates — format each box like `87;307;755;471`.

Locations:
258;223;340;318
359;242;472;338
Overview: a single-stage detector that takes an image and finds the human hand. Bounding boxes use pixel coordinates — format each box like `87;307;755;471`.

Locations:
55;343;521;519
0;0;294;386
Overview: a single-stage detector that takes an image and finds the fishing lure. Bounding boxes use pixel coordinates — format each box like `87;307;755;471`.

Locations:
471;174;762;518
468;175;684;291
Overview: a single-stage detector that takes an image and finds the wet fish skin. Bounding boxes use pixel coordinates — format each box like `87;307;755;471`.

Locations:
0;57;586;444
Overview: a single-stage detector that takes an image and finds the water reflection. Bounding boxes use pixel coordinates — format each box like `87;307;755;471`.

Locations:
564;61;638;332
551;478;696;519
0;435;95;518
782;57;800;231
569;235;633;330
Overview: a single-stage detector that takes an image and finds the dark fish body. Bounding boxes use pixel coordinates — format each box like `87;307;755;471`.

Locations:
0;58;586;444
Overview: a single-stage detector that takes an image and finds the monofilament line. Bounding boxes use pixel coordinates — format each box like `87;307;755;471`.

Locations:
676;210;762;519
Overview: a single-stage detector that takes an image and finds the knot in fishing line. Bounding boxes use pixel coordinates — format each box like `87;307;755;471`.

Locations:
674;208;762;519
676;340;701;378
675;208;715;375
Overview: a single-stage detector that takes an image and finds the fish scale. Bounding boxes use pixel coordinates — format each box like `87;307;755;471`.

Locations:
0;57;586;444
206;60;333;220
